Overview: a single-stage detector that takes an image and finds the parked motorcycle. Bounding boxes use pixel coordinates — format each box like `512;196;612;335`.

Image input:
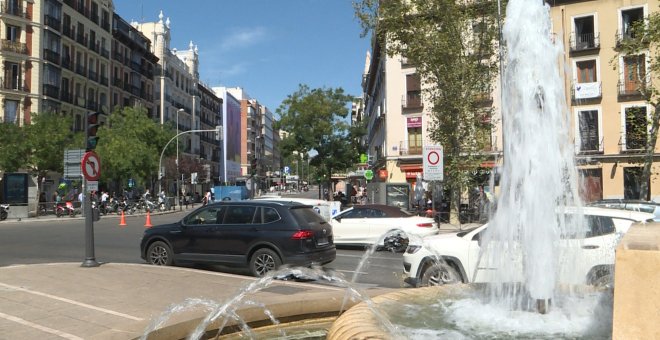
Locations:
55;201;77;217
0;203;9;221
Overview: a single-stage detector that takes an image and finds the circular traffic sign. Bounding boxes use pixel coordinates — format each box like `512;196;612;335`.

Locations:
427;151;440;165
81;151;101;181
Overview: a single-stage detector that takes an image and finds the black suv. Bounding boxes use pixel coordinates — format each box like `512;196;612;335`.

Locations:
140;200;336;276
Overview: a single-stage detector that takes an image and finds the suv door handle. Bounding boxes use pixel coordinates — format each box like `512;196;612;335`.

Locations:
582;245;599;249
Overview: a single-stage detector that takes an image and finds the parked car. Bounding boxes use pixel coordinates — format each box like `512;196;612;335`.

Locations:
140;200;336;277
588;199;660;221
330;204;439;251
403;207;653;287
253;196;341;222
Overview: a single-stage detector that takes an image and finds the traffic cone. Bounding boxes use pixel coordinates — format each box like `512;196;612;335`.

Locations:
144;211;153;228
119;210;127;227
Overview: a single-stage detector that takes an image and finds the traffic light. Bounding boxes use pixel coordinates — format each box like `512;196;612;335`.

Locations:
86;112;102;151
251;157;258;175
215;125;222;141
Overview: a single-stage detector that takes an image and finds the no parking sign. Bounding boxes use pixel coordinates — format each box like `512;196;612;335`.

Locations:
423;145;443;181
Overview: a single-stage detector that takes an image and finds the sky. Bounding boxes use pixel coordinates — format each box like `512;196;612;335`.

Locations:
113;0;372;115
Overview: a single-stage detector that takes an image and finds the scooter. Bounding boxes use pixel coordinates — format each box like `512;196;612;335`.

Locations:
0;203;9;221
55;201;77;217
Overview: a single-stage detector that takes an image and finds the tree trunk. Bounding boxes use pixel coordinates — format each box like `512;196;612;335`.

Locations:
640;105;660;200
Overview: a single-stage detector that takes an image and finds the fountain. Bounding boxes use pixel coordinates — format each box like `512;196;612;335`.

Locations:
137;1;660;338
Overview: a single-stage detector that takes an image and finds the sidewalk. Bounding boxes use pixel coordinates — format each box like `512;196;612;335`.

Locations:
0;263;392;339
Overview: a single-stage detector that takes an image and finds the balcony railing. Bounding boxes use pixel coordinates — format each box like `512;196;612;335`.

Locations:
44;14;62;31
569;32;600;52
61;57;72;70
43;49;60;65
88;70;98;82
399;141;423;156
576;136;603;154
43;84;59;98
572;81;602;101
112;78;122;87
1;2;29;19
76;33;87;46
100;75;108;86
615;29;649;49
0;77;28;92
75;64;85;76
1;40;27;54
63;26;73;39
401;94;423;109
100;47;109;59
60;91;73;103
617;76;650;100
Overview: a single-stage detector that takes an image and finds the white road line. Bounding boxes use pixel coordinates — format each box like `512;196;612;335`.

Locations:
335;269;368;274
0;311;83;340
0;282;143;321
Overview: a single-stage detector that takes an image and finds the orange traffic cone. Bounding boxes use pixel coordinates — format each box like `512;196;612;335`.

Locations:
144;211;153;228
119;210;127;227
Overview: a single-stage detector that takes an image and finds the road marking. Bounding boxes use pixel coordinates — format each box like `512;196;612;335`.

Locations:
0;311;83;340
0;282;143;321
335;269;369;274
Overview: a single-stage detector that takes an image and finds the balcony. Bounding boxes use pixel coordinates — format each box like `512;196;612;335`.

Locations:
1;77;28;92
100;47;109;59
100;75;108;86
75;64;85;76
75;34;86;46
1;40;27;54
60;91;73;103
569;32;600;54
618;77;649;101
572;81;602;103
76;96;86;107
576;136;603;155
0;2;28;19
398;141;423;156
62;26;73;39
615;29;648;49
43;84;60;99
112;77;122;87
401;94;423;110
88;70;97;82
88;40;99;53
44;14;62;32
43;49;60;65
113;51;122;62
86;100;97;111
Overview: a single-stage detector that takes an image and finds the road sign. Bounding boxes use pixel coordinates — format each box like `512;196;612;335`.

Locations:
86;181;98;192
81;151;101;181
423;145;444;181
64;149;85;179
364;169;374;180
284;166;290;174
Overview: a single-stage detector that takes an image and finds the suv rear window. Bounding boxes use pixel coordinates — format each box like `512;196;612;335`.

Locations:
290;207;325;225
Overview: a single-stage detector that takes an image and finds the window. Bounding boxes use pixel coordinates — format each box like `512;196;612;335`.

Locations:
405;74;422;108
624;167;646;200
621;7;644;39
579;168;602;202
222;206;257;224
262;207;280;223
573;15;596;49
407;127;422;155
623;106;647;150
3;62;20;90
578;110;599;151
184;206;220;225
585;216;615;238
5;25;19;41
576;60;597;83
3;99;19;123
623;54;646;92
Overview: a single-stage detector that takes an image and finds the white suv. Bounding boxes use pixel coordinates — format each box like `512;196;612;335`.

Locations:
403;207;653;287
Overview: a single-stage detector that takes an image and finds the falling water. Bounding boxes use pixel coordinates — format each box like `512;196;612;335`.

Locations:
480;0;584;310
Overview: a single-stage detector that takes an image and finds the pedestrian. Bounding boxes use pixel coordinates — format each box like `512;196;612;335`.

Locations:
203;190;212;206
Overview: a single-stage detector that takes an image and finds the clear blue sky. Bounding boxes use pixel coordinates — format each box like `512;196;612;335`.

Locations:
113;0;371;114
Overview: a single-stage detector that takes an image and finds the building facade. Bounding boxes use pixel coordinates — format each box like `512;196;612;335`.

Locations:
549;0;660;201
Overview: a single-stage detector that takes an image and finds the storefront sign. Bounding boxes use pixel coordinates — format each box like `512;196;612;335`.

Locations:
407;116;422;128
405;170;423;179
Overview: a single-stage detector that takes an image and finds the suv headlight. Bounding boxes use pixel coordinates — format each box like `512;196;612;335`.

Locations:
406;245;422;254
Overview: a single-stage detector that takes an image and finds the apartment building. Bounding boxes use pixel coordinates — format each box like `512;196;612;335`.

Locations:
361;39;503;190
110;14;157;118
198;83;222;182
548;0;660;201
0;0;33;125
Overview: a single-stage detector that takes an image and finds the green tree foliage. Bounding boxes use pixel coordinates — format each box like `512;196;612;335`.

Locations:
355;0;501;222
0;122;30;172
275;84;365;191
96;107;175;189
613;12;660;200
25;113;80;177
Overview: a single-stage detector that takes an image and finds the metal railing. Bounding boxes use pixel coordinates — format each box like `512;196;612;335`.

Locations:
569;32;600;52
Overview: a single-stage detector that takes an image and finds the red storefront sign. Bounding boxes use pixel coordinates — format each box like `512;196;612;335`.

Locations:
407;116;422;128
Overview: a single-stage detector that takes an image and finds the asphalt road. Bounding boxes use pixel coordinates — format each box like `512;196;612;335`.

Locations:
0;206;408;289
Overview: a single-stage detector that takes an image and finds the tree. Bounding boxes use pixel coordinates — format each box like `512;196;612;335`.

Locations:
96;107;175;191
0;122;30;172
275;84;365;195
25;113;81;178
355;0;501;223
613;13;660;200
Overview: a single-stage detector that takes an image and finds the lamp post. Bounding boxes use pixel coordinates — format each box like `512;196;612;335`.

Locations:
177;108;184;210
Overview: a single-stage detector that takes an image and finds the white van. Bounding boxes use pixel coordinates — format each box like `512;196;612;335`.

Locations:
253;196;341;222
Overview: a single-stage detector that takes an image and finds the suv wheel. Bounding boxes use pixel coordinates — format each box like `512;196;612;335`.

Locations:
147;241;173;266
421;263;460;286
250;248;281;277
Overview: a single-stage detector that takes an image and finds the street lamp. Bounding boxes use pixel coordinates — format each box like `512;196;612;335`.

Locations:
177;108;184;210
